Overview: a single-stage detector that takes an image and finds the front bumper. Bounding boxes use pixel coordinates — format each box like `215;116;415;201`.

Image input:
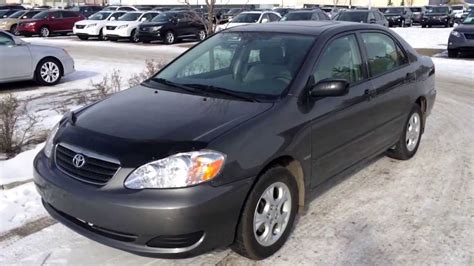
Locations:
386;17;402;26
448;33;474;51
34;151;254;258
137;31;162;41
104;27;132;38
73;26;101;37
422;17;449;25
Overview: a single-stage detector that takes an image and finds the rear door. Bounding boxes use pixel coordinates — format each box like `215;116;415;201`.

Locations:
0;32;31;80
359;31;414;149
309;33;376;187
61;11;79;31
48;11;63;32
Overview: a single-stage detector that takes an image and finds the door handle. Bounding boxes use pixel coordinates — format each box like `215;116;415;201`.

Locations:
364;89;376;100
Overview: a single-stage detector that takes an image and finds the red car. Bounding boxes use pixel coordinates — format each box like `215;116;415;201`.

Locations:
18;10;85;37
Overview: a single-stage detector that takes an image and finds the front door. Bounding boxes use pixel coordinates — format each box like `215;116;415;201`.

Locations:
309;33;376;187
0;32;31;81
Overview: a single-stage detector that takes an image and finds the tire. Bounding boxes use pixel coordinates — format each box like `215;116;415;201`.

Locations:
10;24;19;36
232;166;298;260
109;37;117;42
77;35;89;40
130;29;139;43
197;29;206;41
448;49;458;58
164;31;175;44
39;26;50;37
35;58;63;86
386;104;423;160
421;23;426;28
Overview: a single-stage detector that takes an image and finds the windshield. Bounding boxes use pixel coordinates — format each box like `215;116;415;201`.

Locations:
103;6;117;11
118;12;142;21
426;7;449;14
410;8;422;12
282;12;313;21
152;32;315;100
32;11;50;19
463;16;474;24
8;10;26;18
152;12;173;22
89;12;111;20
452;6;464;10
232;13;260;23
385;8;404;14
337;11;368;22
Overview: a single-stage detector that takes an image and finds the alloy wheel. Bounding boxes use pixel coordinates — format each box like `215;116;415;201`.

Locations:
40;27;50;37
198;30;206;41
40;61;60;84
253;182;292;247
166;32;174;44
406;112;421;152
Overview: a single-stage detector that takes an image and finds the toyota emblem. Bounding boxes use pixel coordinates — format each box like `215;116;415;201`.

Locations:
72;154;86;168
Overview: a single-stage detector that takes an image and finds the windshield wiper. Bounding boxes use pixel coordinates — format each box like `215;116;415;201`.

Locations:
149;78;200;94
183;83;259;102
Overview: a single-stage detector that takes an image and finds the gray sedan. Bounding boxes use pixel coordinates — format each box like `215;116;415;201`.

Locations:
0;30;74;85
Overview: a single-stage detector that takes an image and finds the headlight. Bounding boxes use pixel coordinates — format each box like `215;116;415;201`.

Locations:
117;24;128;29
151;26;162;31
44;122;60;158
124;150;226;189
451;31;461;38
86;23;97;28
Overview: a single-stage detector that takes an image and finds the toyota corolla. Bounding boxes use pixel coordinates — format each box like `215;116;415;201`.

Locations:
34;21;436;260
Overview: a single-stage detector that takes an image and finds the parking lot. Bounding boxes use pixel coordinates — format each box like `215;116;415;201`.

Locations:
0;26;473;265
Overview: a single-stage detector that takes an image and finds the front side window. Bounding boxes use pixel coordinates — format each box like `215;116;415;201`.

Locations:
337;12;368;23
153;32;316;99
8;11;26;19
0;33;14;46
313;34;364;84
361;33;407;77
32;11;50;19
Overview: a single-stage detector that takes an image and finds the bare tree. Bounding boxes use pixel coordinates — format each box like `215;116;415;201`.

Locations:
180;0;234;35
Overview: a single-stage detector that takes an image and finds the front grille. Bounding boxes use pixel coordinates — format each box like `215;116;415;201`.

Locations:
75;25;85;29
464;33;474;40
106;26;116;30
55;144;120;185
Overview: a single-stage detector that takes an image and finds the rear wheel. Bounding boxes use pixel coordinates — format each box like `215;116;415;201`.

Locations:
39;26;50;37
35;58;62;86
164;31;175;44
387;104;423;160
232;166;298;260
448;49;458;58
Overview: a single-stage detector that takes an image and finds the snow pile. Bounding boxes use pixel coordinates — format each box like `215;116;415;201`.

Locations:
0;144;43;186
0;182;46;234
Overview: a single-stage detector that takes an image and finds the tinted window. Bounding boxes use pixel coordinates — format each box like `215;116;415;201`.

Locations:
155;32;315;99
0;32;14;46
361;33;407;76
118;12;142;21
119;7;136;11
110;12;126;20
232;13;260;23
62;11;78;18
8;10;26;19
337;11;368;22
32;11;50;19
282;12;313;21
313;34;364;84
426;7;449;14
410;8;422;12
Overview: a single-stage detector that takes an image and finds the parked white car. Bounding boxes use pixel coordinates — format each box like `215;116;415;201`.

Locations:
73;11;127;40
0;30;74;85
216;11;281;31
103;11;159;42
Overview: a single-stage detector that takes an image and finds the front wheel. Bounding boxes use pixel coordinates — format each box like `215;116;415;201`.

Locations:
197;29;206;41
232;166;298;260
387;104;423;160
39;26;50;37
164;31;175;44
130;29;139;43
35;58;62;86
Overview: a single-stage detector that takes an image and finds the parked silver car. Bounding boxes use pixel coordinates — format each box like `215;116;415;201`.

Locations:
0;30;74;85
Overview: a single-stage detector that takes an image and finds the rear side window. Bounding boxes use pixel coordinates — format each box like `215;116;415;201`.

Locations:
313;34;364;84
361;33;407;77
62;11;78;18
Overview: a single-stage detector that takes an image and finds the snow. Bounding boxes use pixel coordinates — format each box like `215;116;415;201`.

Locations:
0;144;43;186
392;27;452;49
0;182;46;234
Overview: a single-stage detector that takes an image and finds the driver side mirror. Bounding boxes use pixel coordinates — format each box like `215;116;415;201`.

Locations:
261;18;269;23
309;79;349;97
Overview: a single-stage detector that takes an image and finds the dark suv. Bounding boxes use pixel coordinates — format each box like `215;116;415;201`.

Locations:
421;6;454;28
35;21;435;260
137;11;206;44
384;7;413;27
68;5;103;18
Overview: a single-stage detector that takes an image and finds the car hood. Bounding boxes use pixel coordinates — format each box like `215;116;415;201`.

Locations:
58;85;273;166
455;24;474;33
75;19;106;26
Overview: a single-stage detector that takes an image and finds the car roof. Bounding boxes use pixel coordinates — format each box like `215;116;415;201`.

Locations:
226;21;386;36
